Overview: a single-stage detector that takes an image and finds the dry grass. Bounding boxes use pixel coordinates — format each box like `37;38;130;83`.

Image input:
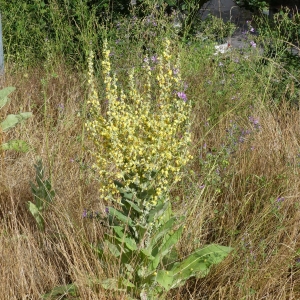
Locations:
1;48;300;300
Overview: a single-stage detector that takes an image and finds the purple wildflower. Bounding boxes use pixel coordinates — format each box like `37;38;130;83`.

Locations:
250;41;256;48
277;197;284;202
151;55;159;63
82;209;87;218
177;92;187;102
249;116;260;129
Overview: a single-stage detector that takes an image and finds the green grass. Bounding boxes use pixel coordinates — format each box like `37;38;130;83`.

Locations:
1;2;300;299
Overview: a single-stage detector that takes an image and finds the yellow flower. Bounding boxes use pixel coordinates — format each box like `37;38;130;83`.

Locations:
85;39;192;201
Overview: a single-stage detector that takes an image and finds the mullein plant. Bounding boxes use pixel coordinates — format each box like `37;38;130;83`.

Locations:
85;39;232;299
86;39;191;203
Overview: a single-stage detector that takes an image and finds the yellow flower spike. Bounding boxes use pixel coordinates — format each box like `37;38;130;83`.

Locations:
85;39;192;200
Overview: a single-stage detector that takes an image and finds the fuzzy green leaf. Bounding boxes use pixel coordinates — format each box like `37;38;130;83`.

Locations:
113;226;125;239
114;235;137;251
109;207;133;226
123;199;142;213
141;248;155;260
156;270;174;291
1;112;32;132
0;87;15;109
170;244;233;288
27;201;44;231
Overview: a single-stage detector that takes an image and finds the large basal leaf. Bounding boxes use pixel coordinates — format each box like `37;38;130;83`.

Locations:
162;247;179;269
156;270;174;291
1;139;30;152
1;112;32;132
0;87;15;109
170;244;233;288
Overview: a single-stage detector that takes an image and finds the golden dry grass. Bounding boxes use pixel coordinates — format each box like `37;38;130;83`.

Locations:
1;51;300;300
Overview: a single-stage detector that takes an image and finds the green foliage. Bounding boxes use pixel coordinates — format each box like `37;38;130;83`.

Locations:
197;14;236;43
0;87;15;109
234;0;267;12
0;87;32;152
1;140;30;152
94;180;233;299
253;11;300;105
0;0;100;66
27;159;55;231
0;0;212;67
1;112;33;132
166;0;210;39
83;36;233;299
